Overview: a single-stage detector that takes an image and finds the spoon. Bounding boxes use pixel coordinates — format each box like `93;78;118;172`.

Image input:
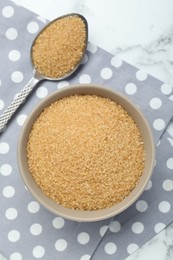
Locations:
0;13;88;133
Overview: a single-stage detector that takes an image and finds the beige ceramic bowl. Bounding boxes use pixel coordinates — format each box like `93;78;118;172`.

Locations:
18;84;155;222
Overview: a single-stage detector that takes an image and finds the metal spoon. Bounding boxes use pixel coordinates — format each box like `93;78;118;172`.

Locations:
0;13;88;133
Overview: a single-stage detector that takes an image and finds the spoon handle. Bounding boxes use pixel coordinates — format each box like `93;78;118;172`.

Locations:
0;76;39;133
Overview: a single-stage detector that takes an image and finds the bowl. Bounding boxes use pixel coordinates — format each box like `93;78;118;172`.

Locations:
18;84;155;222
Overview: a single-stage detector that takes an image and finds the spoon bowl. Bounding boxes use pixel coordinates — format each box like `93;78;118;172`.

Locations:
0;13;88;132
30;13;88;80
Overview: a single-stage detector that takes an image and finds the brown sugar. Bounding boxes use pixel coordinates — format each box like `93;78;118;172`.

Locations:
27;95;145;210
32;15;87;78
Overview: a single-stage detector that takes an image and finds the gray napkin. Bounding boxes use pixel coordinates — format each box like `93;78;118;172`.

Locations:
0;1;173;260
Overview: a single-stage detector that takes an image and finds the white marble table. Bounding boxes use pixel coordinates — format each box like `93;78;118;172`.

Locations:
3;1;172;259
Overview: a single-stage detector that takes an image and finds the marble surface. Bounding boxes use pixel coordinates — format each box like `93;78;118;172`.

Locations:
126;223;173;260
6;0;173;259
12;0;173;87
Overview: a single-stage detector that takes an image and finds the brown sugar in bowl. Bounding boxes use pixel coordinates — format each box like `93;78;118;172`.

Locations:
18;84;155;222
27;94;145;211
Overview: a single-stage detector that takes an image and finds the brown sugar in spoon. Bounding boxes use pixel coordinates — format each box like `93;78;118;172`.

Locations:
0;13;88;132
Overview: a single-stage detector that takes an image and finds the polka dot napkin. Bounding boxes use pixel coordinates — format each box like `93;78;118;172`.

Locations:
0;1;173;260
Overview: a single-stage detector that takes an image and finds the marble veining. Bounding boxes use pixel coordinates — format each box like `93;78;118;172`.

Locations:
126;223;173;260
113;24;173;86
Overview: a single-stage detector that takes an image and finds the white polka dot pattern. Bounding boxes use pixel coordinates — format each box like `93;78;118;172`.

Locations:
36;86;48;98
27;201;40;213
99;225;108;237
55;239;67;252
154;223;166;233
162;179;173;191
104;242;117;255
57;81;69;89
153;118;165;131
11;71;23;83
161;83;172;95
5;208;18;220
2;5;14;17
0;142;9;154
3;186;15;198
27;21;39;34
0;1;173;259
52;217;65;229
100;67;113;79
0;99;4;110
80;255;91;260
32;246;45;258
10;252;22;260
8;50;21;61
150;97;162;109
30;223;42;236
136;69;148;81
79;73;91;83
136;200;148;212
145;180;152;190
87;43;98;53
111;56;123;68
8;230;20;242
77;232;90;245
109;221;121;233
16;114;27;126
131;222;144;234
0;164;12;176
6;28;18;40
127;243;139;254
166;158;173;169
125;82;137;95
158;201;171;213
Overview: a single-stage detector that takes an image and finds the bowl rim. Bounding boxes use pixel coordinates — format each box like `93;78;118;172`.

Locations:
18;83;155;222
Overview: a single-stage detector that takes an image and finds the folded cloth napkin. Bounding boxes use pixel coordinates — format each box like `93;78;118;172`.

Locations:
0;1;173;260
